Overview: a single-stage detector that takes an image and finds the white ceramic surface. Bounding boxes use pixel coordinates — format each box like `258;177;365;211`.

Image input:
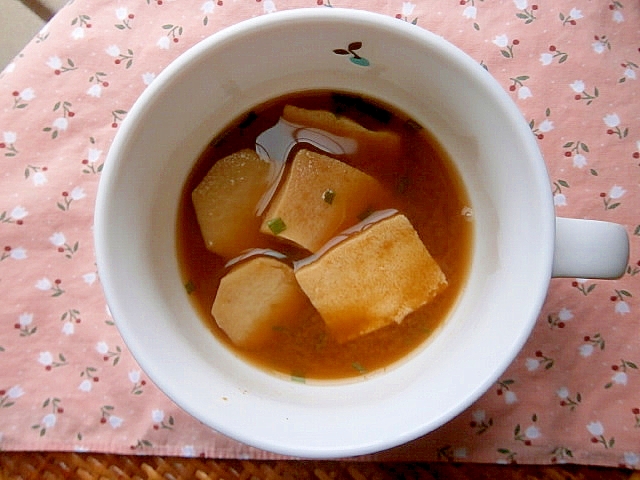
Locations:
94;8;629;458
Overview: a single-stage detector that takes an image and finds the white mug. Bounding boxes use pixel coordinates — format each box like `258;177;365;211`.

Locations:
95;8;629;458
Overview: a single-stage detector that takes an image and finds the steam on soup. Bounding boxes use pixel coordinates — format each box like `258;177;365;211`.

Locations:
176;91;472;381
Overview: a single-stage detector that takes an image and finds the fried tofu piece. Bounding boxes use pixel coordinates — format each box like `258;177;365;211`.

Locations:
282;105;402;177
294;213;447;343
212;256;310;349
192;149;273;259
260;149;389;252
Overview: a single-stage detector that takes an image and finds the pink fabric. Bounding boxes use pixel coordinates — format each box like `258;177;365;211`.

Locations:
1;0;639;467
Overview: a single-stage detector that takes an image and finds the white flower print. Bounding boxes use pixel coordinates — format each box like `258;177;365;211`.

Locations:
402;2;416;16
201;0;215;14
612;371;628;385
96;341;109;355
454;447;468;459
32;171;47;186
87;148;102;163
592;40;607;54
558;308;573;322
142;72;156;85
553;193;567;206
262;0;276;13
157;37;170;50
573;153;587;168
106;45;120;57
9;247;27;260
504;390;518;404
624;452;640;468
128;370;141;383
568;8;583;20
537;119;554;132
49;232;66;247
87;84;102;98
569;80;585;93
624;68;636;80
42;413;57;429
7;385;24;399
79;379;92;392
525;425;541;439
19;313;33;327
579;343;594;357
46;56;62;70
471;409;486;423
11;206;28;220
612;10;624;23
152;409;165;423
603;113;620;128
462;5;477;19
518;86;532;99
38;351;53;366
492;34;509;48
3;131;17;144
615;301;630;315
115;7;128;21
19;88;35;101
525;358;540;371
52;117;68;131
71;27;85;40
513;0;527;8
182;445;197;457
70;186;86;201
109;416;123;428
556;387;570;399
586;421;604;437
609;185;626;199
539;53;553;66
83;272;97;285
62;322;74;335
36;278;52;290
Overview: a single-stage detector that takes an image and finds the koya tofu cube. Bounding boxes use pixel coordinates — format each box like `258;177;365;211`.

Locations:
294;213;447;343
212;256;310;349
192;149;274;259
260;149;389;252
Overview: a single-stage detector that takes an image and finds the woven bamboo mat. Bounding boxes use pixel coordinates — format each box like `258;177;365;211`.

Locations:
0;453;638;480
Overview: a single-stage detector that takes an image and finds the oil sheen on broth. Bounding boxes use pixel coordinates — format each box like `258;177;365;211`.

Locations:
176;91;472;381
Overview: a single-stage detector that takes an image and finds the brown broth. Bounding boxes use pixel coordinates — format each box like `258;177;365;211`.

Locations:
176;91;473;381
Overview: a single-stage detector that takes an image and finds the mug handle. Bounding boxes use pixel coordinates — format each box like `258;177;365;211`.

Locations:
552;217;629;279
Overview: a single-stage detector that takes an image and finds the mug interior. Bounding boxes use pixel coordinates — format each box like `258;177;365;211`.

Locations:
95;8;555;457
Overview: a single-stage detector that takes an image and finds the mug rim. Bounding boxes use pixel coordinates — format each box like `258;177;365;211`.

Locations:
95;7;555;458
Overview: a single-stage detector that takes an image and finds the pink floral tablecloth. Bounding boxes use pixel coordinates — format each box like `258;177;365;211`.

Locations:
1;0;639;467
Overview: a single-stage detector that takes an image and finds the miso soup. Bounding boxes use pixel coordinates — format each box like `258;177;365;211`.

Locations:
176;91;473;381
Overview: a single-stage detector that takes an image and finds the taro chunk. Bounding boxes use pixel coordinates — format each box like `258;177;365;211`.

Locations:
211;256;310;349
260;149;389;252
282;105;402;178
192;149;273;259
294;213;447;343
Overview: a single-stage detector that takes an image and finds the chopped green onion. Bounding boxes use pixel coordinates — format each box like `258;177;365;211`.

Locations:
405;119;423;131
352;362;367;374
291;373;306;383
184;280;196;294
322;189;336;205
267;217;287;235
396;176;409;194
